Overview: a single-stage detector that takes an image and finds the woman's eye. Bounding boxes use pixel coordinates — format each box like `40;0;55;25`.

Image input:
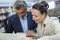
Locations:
32;15;38;17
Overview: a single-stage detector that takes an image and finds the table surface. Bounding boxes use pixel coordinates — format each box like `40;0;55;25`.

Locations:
0;33;60;40
0;33;26;40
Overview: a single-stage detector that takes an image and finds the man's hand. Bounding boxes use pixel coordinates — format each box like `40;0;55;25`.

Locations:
26;30;36;37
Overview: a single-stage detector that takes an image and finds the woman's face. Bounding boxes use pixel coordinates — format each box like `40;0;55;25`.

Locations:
32;9;45;23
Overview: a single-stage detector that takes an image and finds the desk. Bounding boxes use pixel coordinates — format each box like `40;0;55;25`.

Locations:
38;34;60;40
0;33;26;40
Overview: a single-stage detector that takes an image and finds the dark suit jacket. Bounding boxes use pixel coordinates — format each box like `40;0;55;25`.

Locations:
5;12;37;33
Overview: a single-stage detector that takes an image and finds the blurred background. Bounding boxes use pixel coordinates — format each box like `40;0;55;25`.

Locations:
0;0;60;33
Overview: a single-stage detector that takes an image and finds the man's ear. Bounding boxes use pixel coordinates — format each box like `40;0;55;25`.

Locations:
13;6;16;12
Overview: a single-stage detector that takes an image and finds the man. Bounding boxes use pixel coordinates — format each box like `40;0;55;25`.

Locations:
5;0;37;35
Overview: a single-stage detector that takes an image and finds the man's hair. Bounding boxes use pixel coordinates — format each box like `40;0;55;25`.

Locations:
14;0;27;10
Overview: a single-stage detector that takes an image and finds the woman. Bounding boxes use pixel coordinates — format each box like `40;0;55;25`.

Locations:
22;1;60;40
32;1;60;39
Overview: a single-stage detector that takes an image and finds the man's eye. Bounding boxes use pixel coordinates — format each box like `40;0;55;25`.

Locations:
21;12;24;13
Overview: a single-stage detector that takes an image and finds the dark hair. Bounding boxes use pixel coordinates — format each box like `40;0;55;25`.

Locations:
14;0;27;10
32;1;49;15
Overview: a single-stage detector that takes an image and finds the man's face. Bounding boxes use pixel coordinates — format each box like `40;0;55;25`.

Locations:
15;7;26;18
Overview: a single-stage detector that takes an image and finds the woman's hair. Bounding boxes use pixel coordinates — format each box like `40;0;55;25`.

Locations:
32;1;49;15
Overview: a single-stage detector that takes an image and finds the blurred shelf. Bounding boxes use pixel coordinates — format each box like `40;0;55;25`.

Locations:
0;12;9;16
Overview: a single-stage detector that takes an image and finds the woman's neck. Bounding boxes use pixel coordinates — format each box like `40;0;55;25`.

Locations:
39;15;47;24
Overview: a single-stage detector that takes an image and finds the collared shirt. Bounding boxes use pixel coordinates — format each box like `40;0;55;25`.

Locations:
20;14;28;33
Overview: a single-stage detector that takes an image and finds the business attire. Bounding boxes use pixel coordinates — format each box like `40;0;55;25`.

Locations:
20;14;28;33
5;12;37;33
37;16;60;38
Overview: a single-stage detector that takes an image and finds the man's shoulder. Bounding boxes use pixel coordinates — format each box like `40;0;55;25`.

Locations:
8;14;17;20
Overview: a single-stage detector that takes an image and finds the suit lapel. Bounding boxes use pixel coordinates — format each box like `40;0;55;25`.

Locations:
15;14;23;32
27;13;31;30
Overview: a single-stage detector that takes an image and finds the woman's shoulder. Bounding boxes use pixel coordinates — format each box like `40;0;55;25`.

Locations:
49;17;59;22
48;17;60;25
